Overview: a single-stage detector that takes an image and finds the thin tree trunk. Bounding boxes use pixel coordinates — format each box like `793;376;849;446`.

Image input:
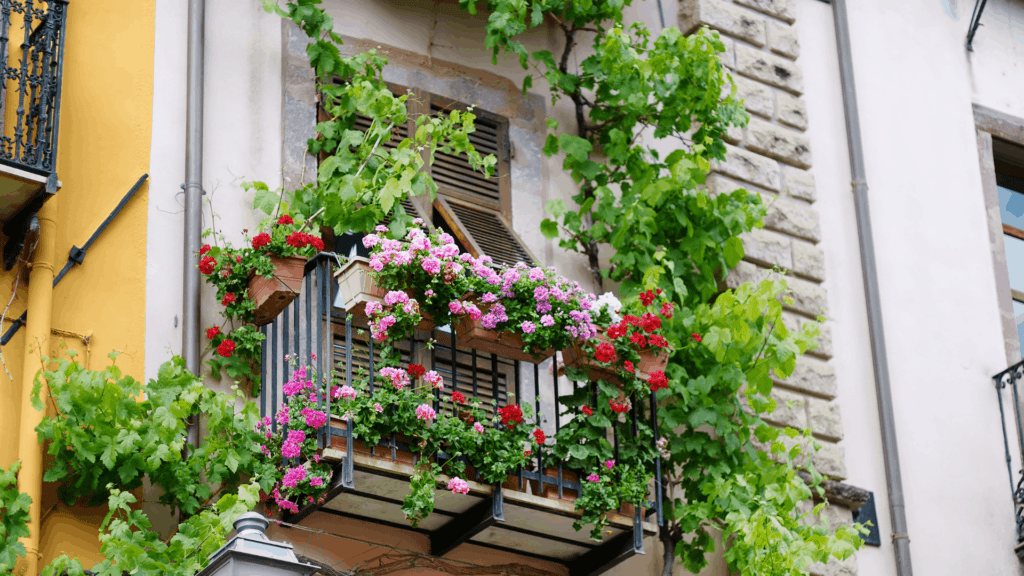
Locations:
660;528;678;576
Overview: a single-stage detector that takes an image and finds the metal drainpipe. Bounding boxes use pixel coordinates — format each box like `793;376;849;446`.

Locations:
183;0;205;446
15;199;58;576
831;1;913;573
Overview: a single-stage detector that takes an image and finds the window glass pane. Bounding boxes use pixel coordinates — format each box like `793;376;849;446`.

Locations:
1005;234;1024;294
1015;301;1024;359
999;186;1024;229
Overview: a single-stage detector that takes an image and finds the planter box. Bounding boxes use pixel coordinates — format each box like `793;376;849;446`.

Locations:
334;258;387;316
334;259;436;332
328;415;420;465
562;334;669;384
249;255;307;326
452;315;555;363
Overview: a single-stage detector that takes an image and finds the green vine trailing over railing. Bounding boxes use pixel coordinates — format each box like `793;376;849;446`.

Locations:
261;1;865;574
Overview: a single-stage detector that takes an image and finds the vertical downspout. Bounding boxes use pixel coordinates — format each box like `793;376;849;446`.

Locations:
15;199;58;576
832;1;913;574
183;0;204;444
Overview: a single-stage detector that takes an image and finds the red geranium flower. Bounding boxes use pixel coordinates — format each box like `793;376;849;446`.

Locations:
217;339;237;358
221;292;236;306
594;342;617;364
630;332;647;348
622;314;640;327
286;232;308;248
533;428;546;445
582;405;593;416
623;360;635;373
306;235;324;251
408;364;426;378
451;390;466;404
252;233;271;250
640;312;661;333
648;370;669;392
498;404;524;429
648;334;669;348
660;302;675;318
199;244;211;255
692;333;702;342
609;399;631;413
640;290;656;306
206;326;221;340
607;323;626;339
278;215;294;225
199;255;216;275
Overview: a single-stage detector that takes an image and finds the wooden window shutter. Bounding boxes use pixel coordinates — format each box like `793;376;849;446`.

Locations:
428;95;535;267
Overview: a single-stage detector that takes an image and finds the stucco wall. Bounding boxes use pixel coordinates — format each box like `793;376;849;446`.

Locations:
797;0;1024;574
0;0;157;567
145;0;283;386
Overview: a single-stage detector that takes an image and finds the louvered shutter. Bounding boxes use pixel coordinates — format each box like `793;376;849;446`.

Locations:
429;97;535;267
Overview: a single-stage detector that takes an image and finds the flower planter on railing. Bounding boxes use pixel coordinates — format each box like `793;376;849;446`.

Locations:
453;315;556;363
562;334;669;384
249;255;308;325
335;258;387;316
335;258;436;332
528;467;580;501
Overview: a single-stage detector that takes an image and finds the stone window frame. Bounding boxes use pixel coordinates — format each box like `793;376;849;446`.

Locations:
974;104;1024;364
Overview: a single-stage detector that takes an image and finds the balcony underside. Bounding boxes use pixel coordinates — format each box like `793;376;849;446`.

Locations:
0;164;48;222
288;450;658;576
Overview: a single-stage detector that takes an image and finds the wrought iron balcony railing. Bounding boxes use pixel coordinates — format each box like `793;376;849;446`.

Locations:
258;253;663;575
0;0;66;180
993;360;1024;559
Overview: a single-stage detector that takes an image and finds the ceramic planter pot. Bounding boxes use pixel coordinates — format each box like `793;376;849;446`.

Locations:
452;315;555;363
249;255;307;326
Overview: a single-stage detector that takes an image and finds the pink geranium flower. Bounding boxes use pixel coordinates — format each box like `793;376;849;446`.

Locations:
447;477;470;495
416;404;436;421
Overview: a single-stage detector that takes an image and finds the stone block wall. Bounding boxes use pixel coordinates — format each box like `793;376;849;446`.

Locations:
680;1;859;573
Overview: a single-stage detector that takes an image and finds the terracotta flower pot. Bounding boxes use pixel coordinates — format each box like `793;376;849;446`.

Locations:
327;415;421;466
528;467;579;501
249;255;307;325
452;315;555;363
562;334;669;384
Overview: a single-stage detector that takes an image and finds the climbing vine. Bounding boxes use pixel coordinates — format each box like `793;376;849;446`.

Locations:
264;0;865;574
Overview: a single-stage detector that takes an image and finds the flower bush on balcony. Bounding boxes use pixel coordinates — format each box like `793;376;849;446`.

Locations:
255;355;334;514
465;260;599;355
363;222;475;326
201;191;324;394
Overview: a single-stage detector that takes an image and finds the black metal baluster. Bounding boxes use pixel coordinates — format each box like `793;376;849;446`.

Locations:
553;355;562;499
260;324;267;419
651;390;663;526
344;313;354;487
271;318;278;434
282;306;291;381
534;363;542;496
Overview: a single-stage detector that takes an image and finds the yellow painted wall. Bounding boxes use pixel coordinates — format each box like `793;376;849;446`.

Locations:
0;0;155;567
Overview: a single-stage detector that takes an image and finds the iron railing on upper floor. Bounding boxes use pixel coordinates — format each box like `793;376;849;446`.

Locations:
0;0;67;179
993;360;1024;558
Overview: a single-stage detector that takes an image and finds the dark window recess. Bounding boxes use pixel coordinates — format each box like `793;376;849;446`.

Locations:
851;492;881;547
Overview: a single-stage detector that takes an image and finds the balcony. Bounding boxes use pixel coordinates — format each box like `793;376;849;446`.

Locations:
0;0;67;265
257;254;662;575
994;361;1024;560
